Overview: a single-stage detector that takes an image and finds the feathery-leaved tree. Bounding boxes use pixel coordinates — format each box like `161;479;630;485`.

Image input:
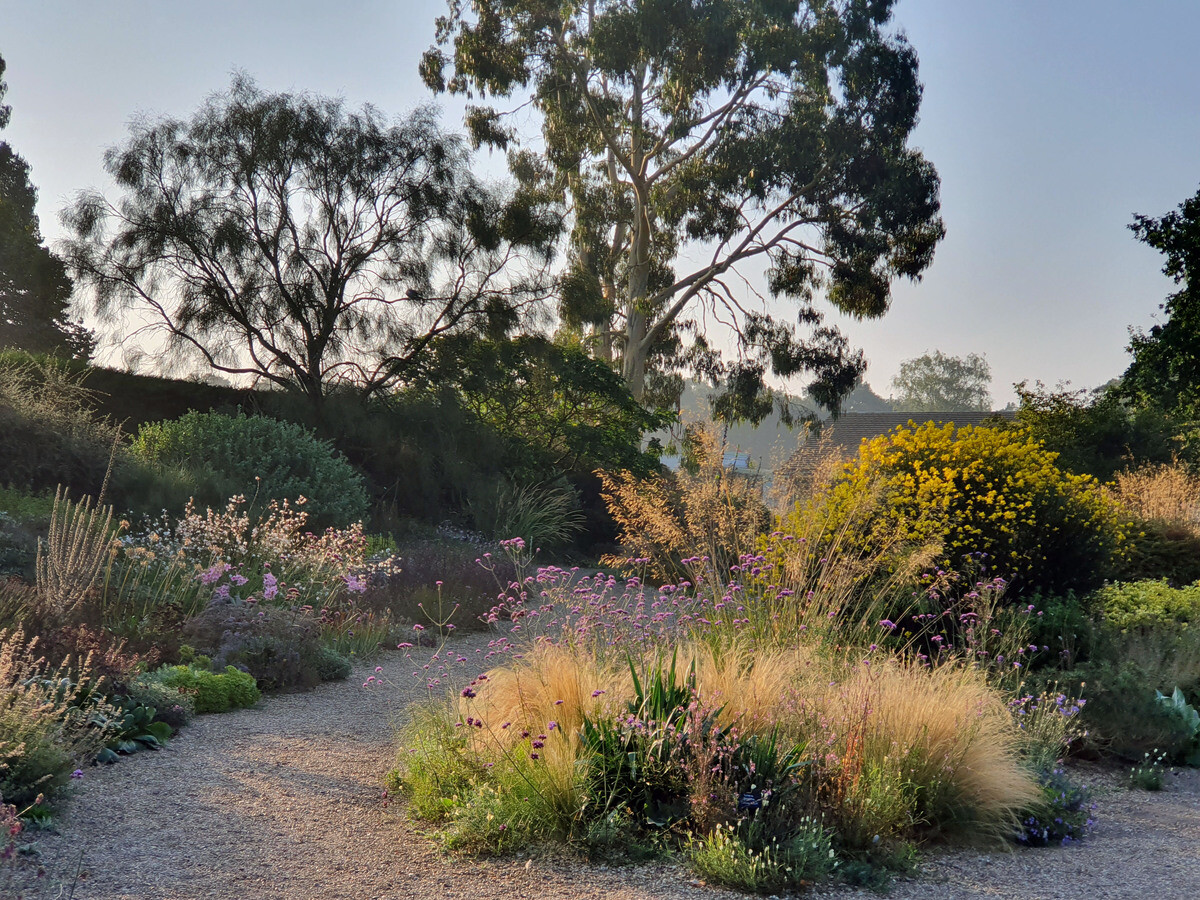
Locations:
422;0;945;410
61;75;560;405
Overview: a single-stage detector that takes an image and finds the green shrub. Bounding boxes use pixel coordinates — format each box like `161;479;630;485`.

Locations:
1014;381;1183;482
1023;591;1098;670
1051;660;1197;761
131;411;368;526
1095;579;1200;632
793;422;1122;596
1112;520;1200;585
148;664;260;714
690;820;835;894
182;600;344;693
313;645;352;682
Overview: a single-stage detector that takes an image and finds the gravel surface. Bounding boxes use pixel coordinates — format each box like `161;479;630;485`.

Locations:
19;635;1200;899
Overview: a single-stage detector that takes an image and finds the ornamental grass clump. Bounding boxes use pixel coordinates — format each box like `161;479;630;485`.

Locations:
0;628;115;806
599;424;771;583
398;635;1040;876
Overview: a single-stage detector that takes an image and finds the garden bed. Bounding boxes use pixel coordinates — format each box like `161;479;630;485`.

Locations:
8;637;1198;900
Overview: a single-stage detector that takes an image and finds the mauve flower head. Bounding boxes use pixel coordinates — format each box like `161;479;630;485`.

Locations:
230;573;249;587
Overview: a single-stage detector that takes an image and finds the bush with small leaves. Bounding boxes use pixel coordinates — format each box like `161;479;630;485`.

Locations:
131;410;368;526
148;664;260;714
1015;768;1095;847
793;422;1122;596
0;628;116;805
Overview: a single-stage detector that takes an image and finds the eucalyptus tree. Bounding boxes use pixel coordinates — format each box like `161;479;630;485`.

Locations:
422;0;945;409
62;75;559;405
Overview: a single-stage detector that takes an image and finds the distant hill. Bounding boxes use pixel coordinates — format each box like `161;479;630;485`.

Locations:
658;379;895;474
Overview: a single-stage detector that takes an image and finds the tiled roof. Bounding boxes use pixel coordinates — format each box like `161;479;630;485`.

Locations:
778;411;1017;481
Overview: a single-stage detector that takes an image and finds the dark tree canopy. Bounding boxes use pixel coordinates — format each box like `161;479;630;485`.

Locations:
1121;184;1200;417
890;350;991;412
0;54;93;359
62;75;560;403
423;0;944;406
414;333;668;476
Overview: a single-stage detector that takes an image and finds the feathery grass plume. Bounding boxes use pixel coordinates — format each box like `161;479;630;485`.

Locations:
812;658;1040;848
600;423;771;582
36;486;114;623
744;491;940;653
1110;459;1200;529
448;637;1038;853
0;627;116;805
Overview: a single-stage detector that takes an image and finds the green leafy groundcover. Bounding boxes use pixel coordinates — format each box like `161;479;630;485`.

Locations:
147;664;261;714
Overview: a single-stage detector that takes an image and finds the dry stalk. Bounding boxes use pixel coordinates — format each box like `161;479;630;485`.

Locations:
35;486;114;623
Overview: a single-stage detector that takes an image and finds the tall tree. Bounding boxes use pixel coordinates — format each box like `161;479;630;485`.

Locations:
62;75;559;405
0;53;93;358
423;0;944;406
1121;184;1200;417
890;350;991;412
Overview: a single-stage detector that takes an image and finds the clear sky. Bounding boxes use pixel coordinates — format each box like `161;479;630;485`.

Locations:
1;0;1198;403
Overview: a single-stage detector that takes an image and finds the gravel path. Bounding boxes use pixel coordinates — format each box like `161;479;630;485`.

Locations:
21;635;1200;899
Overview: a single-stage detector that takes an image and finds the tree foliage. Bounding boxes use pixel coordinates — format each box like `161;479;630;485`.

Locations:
423;0;944;405
0;54;93;359
890;350;991;412
1014;381;1183;482
415;333;667;476
1121;184;1200;417
61;75;560;404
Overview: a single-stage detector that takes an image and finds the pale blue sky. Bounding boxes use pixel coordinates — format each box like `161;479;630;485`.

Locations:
1;0;1198;403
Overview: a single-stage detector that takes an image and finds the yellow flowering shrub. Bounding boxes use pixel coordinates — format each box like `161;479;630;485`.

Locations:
787;422;1122;595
